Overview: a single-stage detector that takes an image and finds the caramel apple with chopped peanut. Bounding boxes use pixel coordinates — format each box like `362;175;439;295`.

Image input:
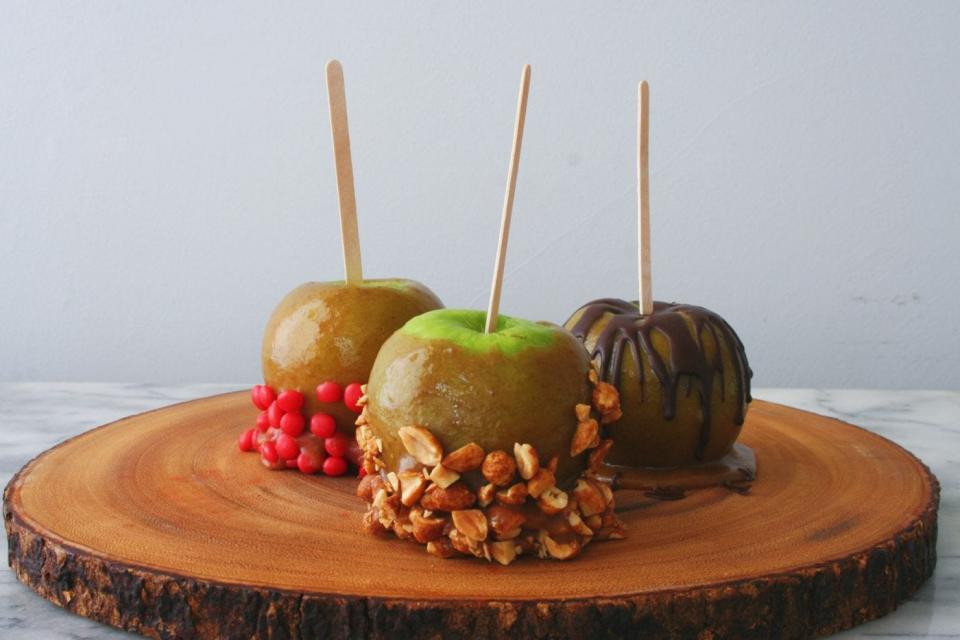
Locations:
354;309;625;565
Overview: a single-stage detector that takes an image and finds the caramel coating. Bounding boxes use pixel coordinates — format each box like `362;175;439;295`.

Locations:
565;299;751;468
261;279;442;426
364;321;592;489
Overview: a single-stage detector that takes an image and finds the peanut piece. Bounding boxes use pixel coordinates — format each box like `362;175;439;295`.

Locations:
420;482;477;512
441;442;485;472
398;470;428;507
593;382;622;424
398;425;443;466
526;468;556;499
486;505;527;540
451;509;488;542
481;450;517;487
488;540;518;566
570;418;599;456
538;486;569;515
573;479;607;517
428;464;460;489
513;443;540;480
496;482;529;506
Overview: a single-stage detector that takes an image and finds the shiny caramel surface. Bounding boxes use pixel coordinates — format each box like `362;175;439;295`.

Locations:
365;322;592;488
262;279;442;424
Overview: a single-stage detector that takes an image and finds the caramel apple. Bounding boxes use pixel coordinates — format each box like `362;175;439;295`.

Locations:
564;299;752;468
261;279;443;428
354;309;625;563
239;62;447;476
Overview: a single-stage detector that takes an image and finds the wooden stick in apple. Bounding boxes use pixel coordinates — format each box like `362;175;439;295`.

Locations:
637;80;652;315
325;59;363;285
485;64;532;334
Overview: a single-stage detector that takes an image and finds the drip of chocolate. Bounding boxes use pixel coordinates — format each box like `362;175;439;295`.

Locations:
567;299;752;461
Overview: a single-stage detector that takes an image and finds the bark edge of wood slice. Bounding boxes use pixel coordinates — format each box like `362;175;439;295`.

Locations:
4;394;939;640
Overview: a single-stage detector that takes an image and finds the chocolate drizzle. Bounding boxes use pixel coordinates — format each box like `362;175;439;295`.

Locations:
567;299;752;461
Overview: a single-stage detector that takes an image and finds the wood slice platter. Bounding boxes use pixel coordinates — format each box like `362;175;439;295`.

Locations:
4;393;938;640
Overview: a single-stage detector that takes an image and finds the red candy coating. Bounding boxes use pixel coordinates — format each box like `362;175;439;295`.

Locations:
297;450;323;474
309;413;337;439
267;401;284;428
343;383;364;413
260;440;279;464
277;389;305;413
280;412;305;437
255;411;270;432
275;433;300;461
323;456;348;477
255;385;276;410
238;428;256;452
324;432;350;458
315;381;343;404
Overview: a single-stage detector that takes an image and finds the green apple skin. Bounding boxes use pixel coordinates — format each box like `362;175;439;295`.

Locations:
261;279;443;427
365;309;593;489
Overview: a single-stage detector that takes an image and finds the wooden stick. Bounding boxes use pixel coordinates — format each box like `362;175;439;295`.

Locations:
325;59;363;284
637;80;652;315
485;64;531;334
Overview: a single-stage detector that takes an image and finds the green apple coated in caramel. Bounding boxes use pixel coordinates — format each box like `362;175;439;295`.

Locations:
261;279;443;428
364;309;593;488
565;299;752;468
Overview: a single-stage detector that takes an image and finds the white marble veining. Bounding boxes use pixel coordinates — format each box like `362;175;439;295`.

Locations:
0;384;957;639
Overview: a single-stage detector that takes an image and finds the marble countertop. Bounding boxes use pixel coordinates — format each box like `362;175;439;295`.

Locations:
1;384;956;639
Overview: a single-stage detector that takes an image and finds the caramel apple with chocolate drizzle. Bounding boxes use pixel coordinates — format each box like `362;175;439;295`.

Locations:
564;82;753;475
565;299;751;468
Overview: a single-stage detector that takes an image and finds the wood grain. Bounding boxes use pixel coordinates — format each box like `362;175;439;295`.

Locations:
4;395;938;639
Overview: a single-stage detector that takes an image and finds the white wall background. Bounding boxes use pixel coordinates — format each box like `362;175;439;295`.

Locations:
2;2;958;389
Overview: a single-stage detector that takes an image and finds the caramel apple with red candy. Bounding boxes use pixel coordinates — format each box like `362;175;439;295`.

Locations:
237;279;442;476
355;309;625;564
261;279;442;428
564;299;752;469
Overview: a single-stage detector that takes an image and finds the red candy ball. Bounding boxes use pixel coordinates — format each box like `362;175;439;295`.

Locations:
255;411;270;432
277;389;305;413
297;450;323;474
275;433;300;461
255;385;276;410
343;383;364;414
323;456;348;477
310;413;337;439
315;381;343;404
260;440;279;464
280;412;305;437
324;432;350;458
237;427;256;452
267;401;284;428
251;385;265;409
